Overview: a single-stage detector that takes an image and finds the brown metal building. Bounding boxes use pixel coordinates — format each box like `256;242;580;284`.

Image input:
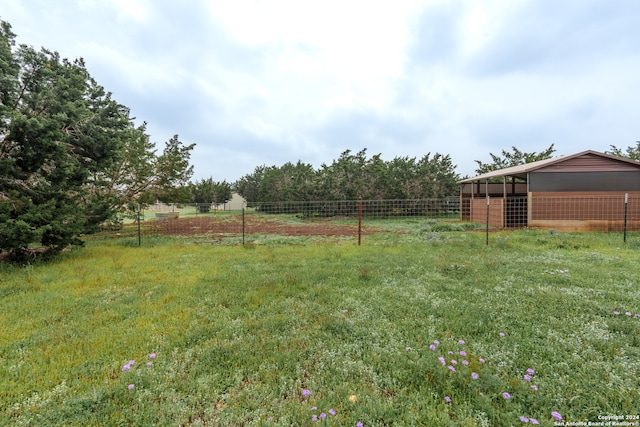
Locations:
459;150;640;231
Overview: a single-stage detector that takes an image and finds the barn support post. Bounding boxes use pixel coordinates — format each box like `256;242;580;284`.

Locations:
527;173;532;224
459;185;463;222
624;193;628;243
470;182;475;222
503;176;507;229
503;177;507;199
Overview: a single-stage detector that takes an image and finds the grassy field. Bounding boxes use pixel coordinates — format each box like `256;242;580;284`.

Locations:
0;227;639;426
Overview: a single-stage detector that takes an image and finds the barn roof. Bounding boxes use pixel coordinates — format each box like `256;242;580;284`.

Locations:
458;150;640;183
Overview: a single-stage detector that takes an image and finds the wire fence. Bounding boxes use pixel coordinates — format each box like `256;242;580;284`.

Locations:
100;195;639;245
465;194;640;233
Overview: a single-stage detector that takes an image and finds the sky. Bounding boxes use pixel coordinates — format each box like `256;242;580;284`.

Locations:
2;0;640;182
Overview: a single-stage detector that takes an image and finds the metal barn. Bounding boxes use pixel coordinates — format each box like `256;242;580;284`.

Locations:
459;150;640;231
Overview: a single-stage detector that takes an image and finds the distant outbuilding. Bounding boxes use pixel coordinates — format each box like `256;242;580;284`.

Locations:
459;150;640;231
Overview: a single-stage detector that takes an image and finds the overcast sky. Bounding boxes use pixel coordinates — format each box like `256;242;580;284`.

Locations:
3;0;639;181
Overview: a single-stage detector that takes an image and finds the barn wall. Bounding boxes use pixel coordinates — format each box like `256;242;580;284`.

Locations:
530;171;640;192
470;197;504;228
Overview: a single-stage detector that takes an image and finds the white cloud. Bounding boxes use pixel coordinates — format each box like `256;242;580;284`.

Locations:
109;0;151;22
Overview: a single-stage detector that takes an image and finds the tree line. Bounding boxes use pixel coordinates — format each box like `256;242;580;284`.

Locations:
234;149;460;203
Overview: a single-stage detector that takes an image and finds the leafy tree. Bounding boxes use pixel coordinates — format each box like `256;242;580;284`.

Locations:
191;178;232;212
258;161;316;202
90;126;195;220
474;144;556;176
1;21;131;259
235;162;316;203
316;149;372;200
414;153;459;199
606;141;640;161
154;135;195;203
234;165;266;203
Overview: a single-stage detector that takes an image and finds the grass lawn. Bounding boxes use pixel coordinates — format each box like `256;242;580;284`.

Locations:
0;228;639;426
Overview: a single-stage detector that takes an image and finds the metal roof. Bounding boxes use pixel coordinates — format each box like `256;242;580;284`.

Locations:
458;150;640;183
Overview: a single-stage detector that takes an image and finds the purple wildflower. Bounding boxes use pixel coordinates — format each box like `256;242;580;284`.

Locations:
626;312;632;316
499;332;505;337
524;375;531;381
329;409;336;416
357;423;363;427
444;396;451;403
434;340;440;345
614;311;620;315
302;389;311;396
320;413;327;420
503;392;511;399
149;353;156;359
458;340;465;345
438;356;446;365
520;416;529;423
406;347;412;351
479;358;486;363
526;368;535;376
531;385;538;391
448;365;456;372
429;345;436;351
128;384;134;390
451;359;457;365
460;350;467;357
311;406;317;411
530;419;539;425
147;361;153;367
312;415;318;421
128;360;135;365
122;364;130;371
462;360;469;365
551;412;562;421
471;372;479;379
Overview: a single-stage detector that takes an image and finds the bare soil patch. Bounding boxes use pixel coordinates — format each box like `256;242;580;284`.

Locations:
139;214;380;238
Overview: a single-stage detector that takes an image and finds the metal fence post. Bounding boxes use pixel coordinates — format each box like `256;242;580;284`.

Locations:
137;203;141;246
358;197;362;246
242;207;245;245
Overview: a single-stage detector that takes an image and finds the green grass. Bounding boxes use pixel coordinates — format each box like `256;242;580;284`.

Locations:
0;229;639;426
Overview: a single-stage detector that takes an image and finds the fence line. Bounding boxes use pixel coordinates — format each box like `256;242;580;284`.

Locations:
246;198;460;219
101;196;638;245
465;194;640;232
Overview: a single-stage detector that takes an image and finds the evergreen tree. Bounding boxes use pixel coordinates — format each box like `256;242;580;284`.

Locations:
0;20;195;260
191;178;232;212
0;21;130;259
606;141;640;161
474;144;556;176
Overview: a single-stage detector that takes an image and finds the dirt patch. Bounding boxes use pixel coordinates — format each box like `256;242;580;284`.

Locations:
136;214;380;238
